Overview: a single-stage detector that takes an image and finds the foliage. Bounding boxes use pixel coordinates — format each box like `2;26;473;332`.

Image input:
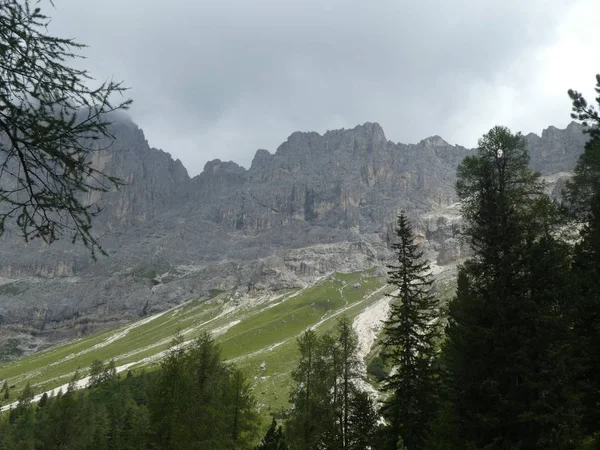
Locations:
88;359;117;388
366;355;387;382
0;0;131;255
566;74;600;441
440;126;584;449
285;317;378;450
1;379;9;401
0;333;259;449
565;74;600;218
379;212;441;450
256;418;288;450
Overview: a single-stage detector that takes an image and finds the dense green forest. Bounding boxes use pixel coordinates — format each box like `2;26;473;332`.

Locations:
1;71;600;448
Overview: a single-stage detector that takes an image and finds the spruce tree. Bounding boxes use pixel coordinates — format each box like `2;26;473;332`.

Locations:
337;315;361;449
566;74;600;219
566;74;600;439
347;390;378;450
1;380;8;400
380;211;441;450
442;126;582;449
286;329;326;450
88;359;105;388
38;392;48;407
256;418;289;450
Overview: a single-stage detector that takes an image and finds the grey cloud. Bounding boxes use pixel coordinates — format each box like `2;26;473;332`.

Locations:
50;0;572;174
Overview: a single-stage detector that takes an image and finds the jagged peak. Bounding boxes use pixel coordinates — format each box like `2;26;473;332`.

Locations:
109;115;584;177
351;121;385;134
526;121;585;140
202;159;246;175
418;135;451;148
283;122;387;142
250;149;273;169
566;120;584;131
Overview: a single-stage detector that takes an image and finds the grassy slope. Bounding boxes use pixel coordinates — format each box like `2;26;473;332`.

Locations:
0;270;387;420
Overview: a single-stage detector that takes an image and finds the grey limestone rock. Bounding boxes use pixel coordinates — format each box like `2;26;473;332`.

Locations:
0;118;589;357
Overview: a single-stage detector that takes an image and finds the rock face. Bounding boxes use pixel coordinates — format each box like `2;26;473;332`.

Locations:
0;118;587;358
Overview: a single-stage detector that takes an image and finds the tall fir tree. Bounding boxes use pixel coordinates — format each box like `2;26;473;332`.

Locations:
337;315;361;449
256;418;289;450
566;74;600;219
2;380;9;401
380;211;441;450
286;329;322;450
347;390;378;450
566;74;600;441
441;126;582;449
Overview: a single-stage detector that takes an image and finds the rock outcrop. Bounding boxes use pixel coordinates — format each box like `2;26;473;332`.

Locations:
0;118;588;359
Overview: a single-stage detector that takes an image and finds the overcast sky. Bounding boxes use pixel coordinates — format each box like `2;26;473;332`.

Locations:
49;0;599;176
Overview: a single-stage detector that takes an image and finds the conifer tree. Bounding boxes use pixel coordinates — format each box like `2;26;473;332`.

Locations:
566;74;600;219
2;380;9;400
380;211;441;450
442;126;582;449
89;359;105;388
347;390;378;450
256;418;289;450
287;319;377;450
286;329;322;450
566;74;600;439
337;315;361;449
38;392;48;407
0;0;132;254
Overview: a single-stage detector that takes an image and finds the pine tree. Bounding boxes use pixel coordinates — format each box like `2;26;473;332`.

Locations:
38;392;49;407
337;315;361;449
256;418;289;450
2;380;9;400
380;211;441;450
0;0;131;254
566;74;600;219
17;382;34;409
347;390;378;450
286;329;322;450
566;74;600;439
89;359;105;388
317;331;344;448
441;126;582;449
571;195;600;438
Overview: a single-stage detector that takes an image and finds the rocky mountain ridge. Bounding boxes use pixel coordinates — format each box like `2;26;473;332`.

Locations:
0;118;588;359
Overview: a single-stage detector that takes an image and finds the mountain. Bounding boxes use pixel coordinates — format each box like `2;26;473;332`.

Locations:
0;118;588;359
